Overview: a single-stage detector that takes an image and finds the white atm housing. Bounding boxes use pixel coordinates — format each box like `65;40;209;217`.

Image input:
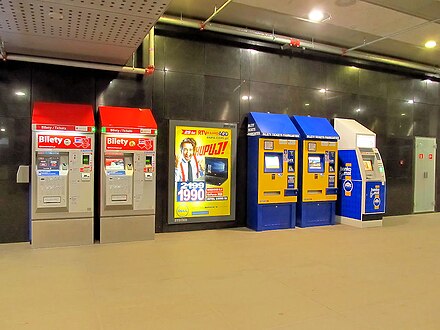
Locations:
334;118;386;228
99;106;157;243
31;102;95;248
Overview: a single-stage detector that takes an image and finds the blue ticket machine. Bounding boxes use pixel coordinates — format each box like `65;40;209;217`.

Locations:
290;115;339;227
333;118;386;228
247;112;300;231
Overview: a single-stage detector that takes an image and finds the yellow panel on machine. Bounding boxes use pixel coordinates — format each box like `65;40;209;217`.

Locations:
258;138;298;204
301;140;338;202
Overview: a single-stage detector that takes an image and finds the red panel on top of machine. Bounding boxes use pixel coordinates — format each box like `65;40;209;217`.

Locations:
99;106;157;134
32;102;95;132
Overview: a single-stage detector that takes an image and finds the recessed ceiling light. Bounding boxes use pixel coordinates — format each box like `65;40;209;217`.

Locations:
242;95;252;101
355;108;361;112
308;10;330;22
305;103;310;106
319;88;327;93
407;100;414;104
15;91;26;96
0;128;5;132
425;40;436;48
401;113;406;116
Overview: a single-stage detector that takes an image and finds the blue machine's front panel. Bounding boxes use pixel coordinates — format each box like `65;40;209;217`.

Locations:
365;182;386;214
337;150;362;220
297;202;336;227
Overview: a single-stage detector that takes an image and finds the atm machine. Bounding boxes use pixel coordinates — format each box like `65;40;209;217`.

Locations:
247;112;300;231
290;115;339;227
333;118;386;228
31;102;95;248
99;106;157;243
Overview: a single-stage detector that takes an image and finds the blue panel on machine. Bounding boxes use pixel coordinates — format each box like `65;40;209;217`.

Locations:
365;182;386;214
291;115;339;140
248;112;300;138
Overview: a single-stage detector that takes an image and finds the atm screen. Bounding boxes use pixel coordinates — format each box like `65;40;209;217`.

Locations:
264;153;283;173
206;157;228;177
308;154;324;173
37;155;60;170
105;156;125;170
363;160;373;171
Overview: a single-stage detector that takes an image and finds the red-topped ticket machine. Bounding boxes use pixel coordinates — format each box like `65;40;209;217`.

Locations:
99;106;157;243
31;102;95;248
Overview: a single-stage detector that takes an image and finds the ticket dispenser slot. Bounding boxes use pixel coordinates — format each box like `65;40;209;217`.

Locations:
105;154;133;206
36;152;68;209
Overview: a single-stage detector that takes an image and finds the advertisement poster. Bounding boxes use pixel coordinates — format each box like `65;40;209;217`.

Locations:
170;123;236;224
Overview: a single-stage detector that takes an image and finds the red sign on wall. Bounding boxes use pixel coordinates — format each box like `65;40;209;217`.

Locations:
419;153;424;159
37;134;92;149
105;137;154;151
429;153;433;160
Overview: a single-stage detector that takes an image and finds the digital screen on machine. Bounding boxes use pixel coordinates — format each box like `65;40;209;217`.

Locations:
37;155;60;170
105;156;125;170
363;160;373;171
82;154;90;165
146;157;152;166
264;153;283;173
308;155;324;173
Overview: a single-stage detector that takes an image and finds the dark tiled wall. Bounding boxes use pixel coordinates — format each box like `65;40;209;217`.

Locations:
1;34;439;242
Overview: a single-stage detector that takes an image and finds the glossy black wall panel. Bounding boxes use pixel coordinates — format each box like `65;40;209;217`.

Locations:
163;38;204;74
290;87;325;117
383;138;414;215
358;95;387;135
387;74;421;102
249;52;290;85
205;44;240;79
0;116;31;243
326;64;359;94
387;99;414;137
249;81;291;114
324;91;359;120
32;64;95;105
289;58;325;89
359;69;388;98
0;63;32;116
204;76;240;123
425;80;439;105
413;103;438;137
164;71;204;120
96;73;153;109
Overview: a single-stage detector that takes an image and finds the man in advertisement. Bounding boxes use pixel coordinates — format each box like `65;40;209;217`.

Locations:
175;137;205;182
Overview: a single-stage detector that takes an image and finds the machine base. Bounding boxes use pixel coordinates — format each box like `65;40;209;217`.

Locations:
297;201;335;227
32;218;93;248
248;203;296;231
100;215;155;243
336;216;383;228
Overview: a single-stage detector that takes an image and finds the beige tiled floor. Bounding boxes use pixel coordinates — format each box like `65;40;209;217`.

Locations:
1;213;440;329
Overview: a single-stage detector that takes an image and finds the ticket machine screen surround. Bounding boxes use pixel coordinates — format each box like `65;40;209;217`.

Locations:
105;155;125;171
264;152;283;173
308;154;325;173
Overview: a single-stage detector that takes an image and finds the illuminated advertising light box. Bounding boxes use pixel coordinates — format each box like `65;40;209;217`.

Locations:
168;120;237;224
